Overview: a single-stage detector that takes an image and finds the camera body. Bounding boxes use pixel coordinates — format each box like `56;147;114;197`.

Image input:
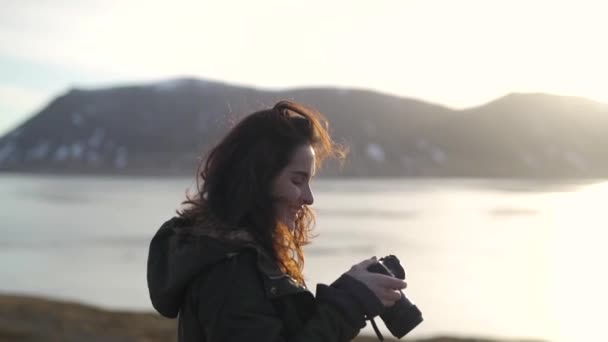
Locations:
367;255;423;339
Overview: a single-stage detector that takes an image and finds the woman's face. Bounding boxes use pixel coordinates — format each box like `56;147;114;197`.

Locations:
271;144;316;230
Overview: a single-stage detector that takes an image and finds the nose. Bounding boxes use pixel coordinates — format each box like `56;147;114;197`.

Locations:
302;184;314;206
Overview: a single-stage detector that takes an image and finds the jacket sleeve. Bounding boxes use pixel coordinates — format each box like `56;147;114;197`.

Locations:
193;252;384;342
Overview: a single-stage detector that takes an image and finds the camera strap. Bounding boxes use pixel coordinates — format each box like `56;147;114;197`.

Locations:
368;316;385;341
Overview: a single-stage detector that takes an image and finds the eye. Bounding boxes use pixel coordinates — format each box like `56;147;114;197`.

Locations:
292;177;305;186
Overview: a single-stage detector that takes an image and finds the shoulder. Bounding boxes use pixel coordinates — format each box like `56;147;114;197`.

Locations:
192;248;259;286
188;249;263;299
186;249;272;323
190;247;310;305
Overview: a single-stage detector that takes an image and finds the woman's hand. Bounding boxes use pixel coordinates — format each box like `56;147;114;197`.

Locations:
346;257;407;307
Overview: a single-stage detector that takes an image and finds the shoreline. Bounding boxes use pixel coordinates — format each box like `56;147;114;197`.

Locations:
0;293;545;342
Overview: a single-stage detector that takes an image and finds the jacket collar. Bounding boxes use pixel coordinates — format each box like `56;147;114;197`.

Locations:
184;206;291;278
185;206;310;294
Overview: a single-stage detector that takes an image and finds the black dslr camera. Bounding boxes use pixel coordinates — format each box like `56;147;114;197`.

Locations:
367;255;423;339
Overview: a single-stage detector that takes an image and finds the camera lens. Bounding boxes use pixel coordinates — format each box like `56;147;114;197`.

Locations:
381;255;406;280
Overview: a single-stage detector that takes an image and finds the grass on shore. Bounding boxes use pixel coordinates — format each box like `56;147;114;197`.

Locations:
0;293;543;342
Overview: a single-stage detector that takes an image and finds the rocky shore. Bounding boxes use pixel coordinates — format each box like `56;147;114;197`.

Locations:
0;293;544;342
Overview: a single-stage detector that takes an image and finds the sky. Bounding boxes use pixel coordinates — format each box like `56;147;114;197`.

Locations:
1;0;608;136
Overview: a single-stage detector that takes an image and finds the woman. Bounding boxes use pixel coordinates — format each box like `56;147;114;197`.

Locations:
147;100;408;341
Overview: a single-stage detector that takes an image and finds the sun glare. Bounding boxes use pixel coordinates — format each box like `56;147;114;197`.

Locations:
549;181;608;341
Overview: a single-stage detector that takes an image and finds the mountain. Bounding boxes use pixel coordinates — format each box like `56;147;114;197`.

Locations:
1;79;607;178
428;93;608;177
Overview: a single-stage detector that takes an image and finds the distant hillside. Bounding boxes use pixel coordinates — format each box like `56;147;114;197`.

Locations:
428;93;608;177
1;78;607;177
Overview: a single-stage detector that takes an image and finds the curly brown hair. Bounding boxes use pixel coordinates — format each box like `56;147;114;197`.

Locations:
178;100;347;284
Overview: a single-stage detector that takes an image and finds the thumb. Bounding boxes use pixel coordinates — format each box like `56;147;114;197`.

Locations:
354;256;379;270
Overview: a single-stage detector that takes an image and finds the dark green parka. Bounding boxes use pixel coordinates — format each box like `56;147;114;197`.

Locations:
147;213;386;342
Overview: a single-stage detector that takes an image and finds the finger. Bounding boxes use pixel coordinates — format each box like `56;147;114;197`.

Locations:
377;289;402;303
379;293;400;307
370;273;407;289
381;298;397;307
353;257;378;270
389;290;403;301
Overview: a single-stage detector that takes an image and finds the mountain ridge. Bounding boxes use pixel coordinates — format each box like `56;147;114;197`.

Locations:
1;78;607;178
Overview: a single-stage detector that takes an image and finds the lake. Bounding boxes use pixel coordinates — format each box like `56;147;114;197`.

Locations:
1;174;607;342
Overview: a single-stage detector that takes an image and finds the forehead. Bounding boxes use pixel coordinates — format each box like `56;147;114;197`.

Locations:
286;145;316;173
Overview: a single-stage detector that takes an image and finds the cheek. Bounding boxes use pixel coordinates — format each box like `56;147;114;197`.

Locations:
285;186;302;202
274;186;301;207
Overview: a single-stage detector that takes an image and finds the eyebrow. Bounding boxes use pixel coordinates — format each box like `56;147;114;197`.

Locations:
291;171;311;178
